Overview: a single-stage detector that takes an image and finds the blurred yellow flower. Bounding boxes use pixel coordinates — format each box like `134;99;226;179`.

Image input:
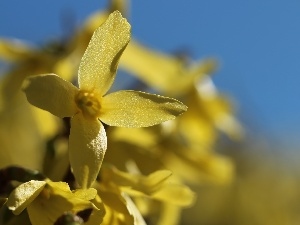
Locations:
106;125;234;185
0;97;45;170
100;166;195;207
120;40;217;96
23;11;187;189
0;31;69;171
0;38;33;61
95;166;195;225
0;40;70;107
119;39;243;141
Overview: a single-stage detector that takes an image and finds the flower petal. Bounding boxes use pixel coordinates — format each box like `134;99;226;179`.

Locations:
151;183;196;207
0;38;33;61
102;167;173;196
100;90;187;127
78;10;131;96
23;74;78;118
73;188;98;201
27;181;100;225
69;113;107;188
120;40;217;95
7;180;47;215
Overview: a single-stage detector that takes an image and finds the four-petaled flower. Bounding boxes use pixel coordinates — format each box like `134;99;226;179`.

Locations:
6;180;104;225
23;11;187;188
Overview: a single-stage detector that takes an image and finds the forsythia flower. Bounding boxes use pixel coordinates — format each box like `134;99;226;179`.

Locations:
6;180;103;225
95;166;195;225
23;11;187;189
99;166;195;206
120;40;217;96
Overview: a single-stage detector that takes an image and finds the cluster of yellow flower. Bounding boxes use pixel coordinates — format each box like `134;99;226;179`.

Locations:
0;1;243;225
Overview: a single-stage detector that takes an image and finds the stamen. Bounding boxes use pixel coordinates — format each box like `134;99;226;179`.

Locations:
75;91;101;119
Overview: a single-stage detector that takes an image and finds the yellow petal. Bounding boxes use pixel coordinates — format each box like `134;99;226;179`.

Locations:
156;203;181;225
102;167;172;196
120;40;217;95
109;0;129;16
110;127;158;148
7;180;47;215
100;90;187;127
73;188;98;201
0;38;32;61
100;191;129;215
53;56;77;82
151;183;196;207
46;181;72;193
179;102;216;148
77;12;108;43
1;68;31;106
31;106;61;139
27;181;100;225
23;74;78;118
86;195;105;225
0;92;45;170
123;194;147;225
69;113;107;188
44;182;98;212
78;10;131;96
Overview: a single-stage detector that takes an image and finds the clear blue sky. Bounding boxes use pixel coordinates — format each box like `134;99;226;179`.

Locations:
0;0;299;141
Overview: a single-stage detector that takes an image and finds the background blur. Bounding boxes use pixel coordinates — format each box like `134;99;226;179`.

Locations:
1;1;300;224
0;0;299;144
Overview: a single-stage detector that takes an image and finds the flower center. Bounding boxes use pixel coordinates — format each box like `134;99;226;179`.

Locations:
75;91;101;119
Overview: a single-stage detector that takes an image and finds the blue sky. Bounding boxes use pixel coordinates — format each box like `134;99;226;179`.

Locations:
0;0;299;141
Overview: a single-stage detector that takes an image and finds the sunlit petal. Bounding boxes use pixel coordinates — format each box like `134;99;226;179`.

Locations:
7;180;46;215
69;113;107;188
78;11;130;96
27;181;99;225
73;188;98;201
23;74;78;118
100;90;187;127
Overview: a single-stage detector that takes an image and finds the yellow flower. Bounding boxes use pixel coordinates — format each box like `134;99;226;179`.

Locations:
23;11;187;189
106;125;234;185
0;37;68;162
0;40;71;107
92;166;194;225
0;93;46;170
99;166;195;207
6;180;103;225
120;40;217;96
118;39;243;141
179;76;244;145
